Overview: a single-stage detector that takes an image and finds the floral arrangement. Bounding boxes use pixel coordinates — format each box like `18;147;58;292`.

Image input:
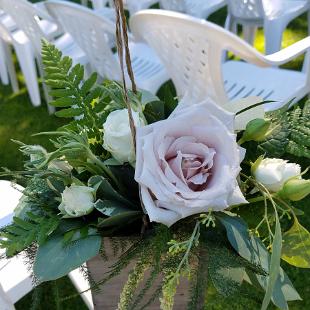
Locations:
1;39;310;310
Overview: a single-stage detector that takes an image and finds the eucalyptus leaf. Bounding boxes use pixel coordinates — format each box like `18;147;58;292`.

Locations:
218;214;301;310
98;211;141;228
282;217;310;268
261;209;282;310
34;230;101;281
94;199;133;217
140;89;160;105
104;158;122;166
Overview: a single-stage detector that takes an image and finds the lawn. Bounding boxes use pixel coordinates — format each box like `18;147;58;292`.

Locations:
0;1;309;309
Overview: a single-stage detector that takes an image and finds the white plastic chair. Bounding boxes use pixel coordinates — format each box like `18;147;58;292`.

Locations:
46;0;169;94
89;0;158;15
0;13;18;92
226;0;310;54
0;180;94;310
160;0;227;19
130;9;310;111
0;0;87;111
0;2;61;103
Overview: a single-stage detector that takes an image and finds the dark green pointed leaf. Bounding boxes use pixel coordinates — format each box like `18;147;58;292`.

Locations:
98;211;141;228
55;108;83;118
50;97;76;108
81;72;98;95
88;176;136;208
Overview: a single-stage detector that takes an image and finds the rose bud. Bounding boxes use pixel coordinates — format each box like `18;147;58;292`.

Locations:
103;109;145;165
279;178;310;201
58;185;95;218
239;118;271;144
252;158;301;192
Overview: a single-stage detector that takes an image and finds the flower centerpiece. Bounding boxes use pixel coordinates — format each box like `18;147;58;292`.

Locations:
1;3;310;308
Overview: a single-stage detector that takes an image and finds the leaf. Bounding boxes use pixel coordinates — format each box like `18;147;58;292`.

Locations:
88;175;136;208
34;231;101;281
261;209;282;310
50;97;77;108
144;100;165;123
94;199;133;217
104;158;122;166
97;211;141;228
218;214;301;310
80;72;98;95
282;217;310;268
55;108;84;118
207;243;246;296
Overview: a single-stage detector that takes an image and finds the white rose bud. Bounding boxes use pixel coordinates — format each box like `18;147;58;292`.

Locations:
58;185;95;218
253;158;301;192
103;109;145;164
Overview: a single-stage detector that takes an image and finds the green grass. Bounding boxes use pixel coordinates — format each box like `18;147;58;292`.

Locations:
0;2;309;309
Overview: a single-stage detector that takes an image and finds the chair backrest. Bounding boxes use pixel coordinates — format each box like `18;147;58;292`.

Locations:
46;0;120;80
227;0;264;20
0;0;46;54
91;0;109;10
160;0;187;12
130;9;268;103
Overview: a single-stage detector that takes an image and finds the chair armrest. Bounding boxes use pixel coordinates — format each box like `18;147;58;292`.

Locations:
264;36;310;66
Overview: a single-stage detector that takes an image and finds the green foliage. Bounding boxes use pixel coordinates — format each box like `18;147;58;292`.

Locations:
260;101;310;159
218;214;301;310
0;212;60;257
33;228;101;281
282;216;310;268
160;221;200;310
187;245;208;310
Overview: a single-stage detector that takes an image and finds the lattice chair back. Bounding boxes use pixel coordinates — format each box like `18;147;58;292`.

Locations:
227;0;265;20
46;0;121;80
130;9;268;103
0;0;46;54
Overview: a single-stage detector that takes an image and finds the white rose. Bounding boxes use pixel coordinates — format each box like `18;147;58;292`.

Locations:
103;109;145;164
253;158;301;192
58;185;95;218
135;98;247;227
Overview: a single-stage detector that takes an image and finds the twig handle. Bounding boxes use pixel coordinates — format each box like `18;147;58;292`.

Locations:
113;0;137;152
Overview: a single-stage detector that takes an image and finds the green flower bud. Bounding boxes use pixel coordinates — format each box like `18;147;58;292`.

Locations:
239;119;271;144
279;178;310;201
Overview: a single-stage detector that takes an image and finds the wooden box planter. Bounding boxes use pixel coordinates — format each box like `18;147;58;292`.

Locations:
87;238;190;310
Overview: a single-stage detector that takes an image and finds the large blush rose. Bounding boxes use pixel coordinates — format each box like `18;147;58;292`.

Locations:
135;99;247;227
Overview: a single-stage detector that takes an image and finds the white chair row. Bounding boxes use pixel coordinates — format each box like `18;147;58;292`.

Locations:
83;0;310;55
0;180;94;310
130;9;310;111
47;0;169;94
1;0;310;112
0;0;168;111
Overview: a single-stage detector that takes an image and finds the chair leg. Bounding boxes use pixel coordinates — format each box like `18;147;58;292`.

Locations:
243;25;257;46
264;20;285;54
3;43;19;93
14;42;41;106
0;39;9;85
0;283;15;310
